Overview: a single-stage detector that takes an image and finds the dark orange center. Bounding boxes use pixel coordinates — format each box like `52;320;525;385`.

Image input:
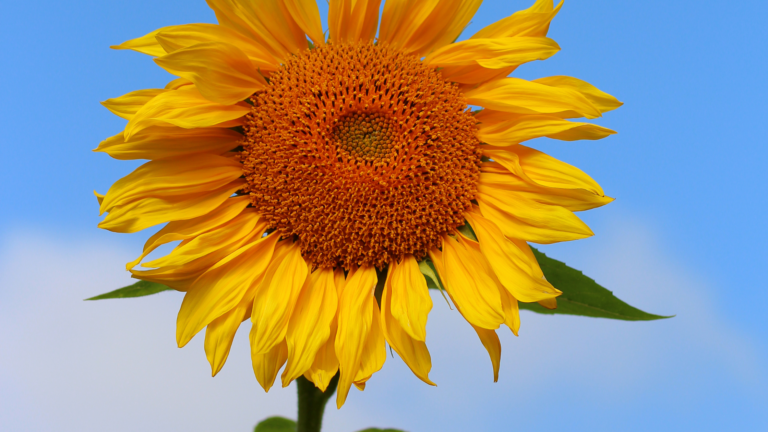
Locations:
241;42;481;269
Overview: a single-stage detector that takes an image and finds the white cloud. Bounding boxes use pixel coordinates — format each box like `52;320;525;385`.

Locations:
0;221;764;432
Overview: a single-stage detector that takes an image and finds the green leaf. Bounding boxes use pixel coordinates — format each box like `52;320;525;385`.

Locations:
85;280;172;301
254;417;297;432
523;248;672;321
356;429;406;432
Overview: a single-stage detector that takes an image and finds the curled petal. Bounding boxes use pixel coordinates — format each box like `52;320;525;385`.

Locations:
95;126;242;161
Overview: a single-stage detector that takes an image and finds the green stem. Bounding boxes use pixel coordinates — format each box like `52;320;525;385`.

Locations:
296;373;339;432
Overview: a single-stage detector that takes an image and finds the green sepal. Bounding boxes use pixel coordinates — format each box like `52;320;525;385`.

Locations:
456;221;478;241
254;417;297;432
418;258;443;291
524;248;672;321
85;280;172;301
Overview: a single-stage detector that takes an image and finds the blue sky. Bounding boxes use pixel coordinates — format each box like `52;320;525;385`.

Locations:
1;0;766;431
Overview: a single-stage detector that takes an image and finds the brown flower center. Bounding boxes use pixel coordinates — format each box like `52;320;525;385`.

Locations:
241;42;481;269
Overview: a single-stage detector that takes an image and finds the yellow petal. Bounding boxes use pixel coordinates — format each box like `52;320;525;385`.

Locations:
335;266;377;408
126;195;250;270
144;210;266;268
252;338;288;392
328;0;382;43
206;0;308;61
464;77;602;119
165;77;194;89
472;325;501;382
303;268;346;391
479;168;613;212
498;288;521;336
98;179;245;233
111;28;166;56
465;211;561;302
426;37;559;78
281;268;338;387
250;240;309;354
95;126;242;161
100;154;243;214
381;266;435;385
176;233;279;347
538;296;557;309
352;297;386;386
154;23;279;70
388;255;432;342
483;145;606;196
471;0;562;39
125;86;250;139
534;76;623;114
379;0;482;56
204;301;251;376
478;115;616;145
282;0;325;46
436;235;505;330
101;89;167;120
154;41;266;105
476;187;594;244
94;191;105;205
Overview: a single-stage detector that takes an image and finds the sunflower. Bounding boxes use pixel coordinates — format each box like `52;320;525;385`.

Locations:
96;0;620;408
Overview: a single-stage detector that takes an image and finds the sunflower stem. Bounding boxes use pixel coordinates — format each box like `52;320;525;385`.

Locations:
296;373;339;432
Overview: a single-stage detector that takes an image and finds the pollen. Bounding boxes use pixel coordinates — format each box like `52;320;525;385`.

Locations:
241;42;481;269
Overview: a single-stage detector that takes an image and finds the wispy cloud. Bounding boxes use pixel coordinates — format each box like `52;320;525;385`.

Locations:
0;221;764;432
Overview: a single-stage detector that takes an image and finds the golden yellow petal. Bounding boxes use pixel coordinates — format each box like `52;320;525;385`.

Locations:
426;37;560;84
352;297;386;386
98;179;245;234
95;126;242;161
381;267;436;385
465;77;602;119
101;89;167;120
335;265;377;408
476;187;594;244
154;41;267;105
282;0;325;46
471;325;501;382
483;145;607;196
252;338;288;392
250;240;309;355
126;195;250;270
111;28;166;56
437;235;505;330
154;23;279;70
478;114;616;145
388;255;432;342
144;210;266;268
465;211;562;302
328;0;382;44
206;0;308;61
125;86;250;139
479;168;614;212
471;0;562;39
176;232;279;347
379;0;481;56
99;154;243;214
281;268;338;386
204;301;251;376
534;76;623;114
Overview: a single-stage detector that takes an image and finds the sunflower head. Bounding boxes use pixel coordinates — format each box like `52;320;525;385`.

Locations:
97;0;620;408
